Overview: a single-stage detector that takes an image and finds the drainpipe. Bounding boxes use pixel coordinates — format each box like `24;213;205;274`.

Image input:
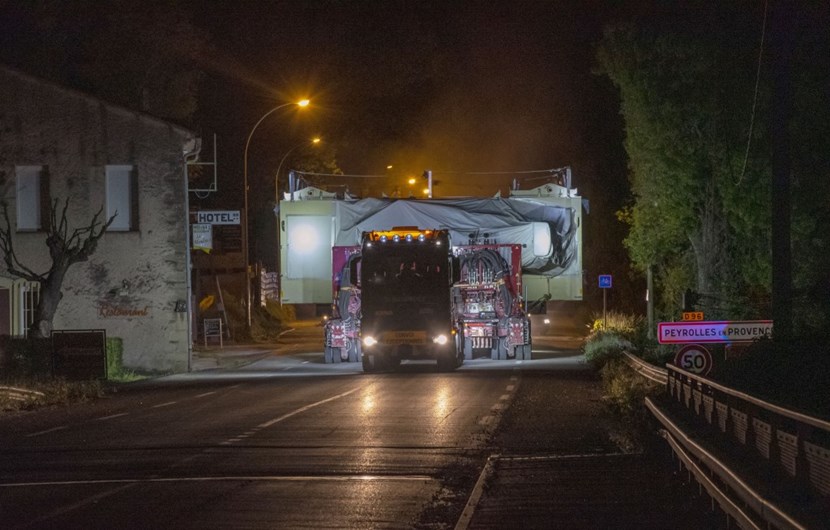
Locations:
182;137;201;371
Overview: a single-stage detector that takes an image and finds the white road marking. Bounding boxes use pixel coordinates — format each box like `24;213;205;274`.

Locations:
455;454;498;530
257;388;360;429
96;413;129;421
506;384;515;391
499;394;510;401
195;391;216;398
0;474;434;488
152;401;177;408
26;426;67;437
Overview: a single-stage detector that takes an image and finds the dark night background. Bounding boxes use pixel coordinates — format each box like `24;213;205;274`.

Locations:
0;1;801;317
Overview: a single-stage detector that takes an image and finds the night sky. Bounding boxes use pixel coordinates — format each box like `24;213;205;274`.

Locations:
0;1;684;308
188;1;629;198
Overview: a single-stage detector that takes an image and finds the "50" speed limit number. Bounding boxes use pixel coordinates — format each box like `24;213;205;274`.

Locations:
673;344;713;376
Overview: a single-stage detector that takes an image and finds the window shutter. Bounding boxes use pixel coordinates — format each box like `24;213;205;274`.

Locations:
130;166;139;230
40;166;51;231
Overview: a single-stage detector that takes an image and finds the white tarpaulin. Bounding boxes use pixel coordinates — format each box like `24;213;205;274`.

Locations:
333;197;578;277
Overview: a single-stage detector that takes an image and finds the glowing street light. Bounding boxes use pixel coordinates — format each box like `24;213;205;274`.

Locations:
275;137;322;202
242;98;310;328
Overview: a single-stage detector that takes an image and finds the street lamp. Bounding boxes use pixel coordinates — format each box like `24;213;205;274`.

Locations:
243;98;309;329
275;137;321;202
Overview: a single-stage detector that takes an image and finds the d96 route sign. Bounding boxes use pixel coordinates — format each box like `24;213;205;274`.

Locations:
673;344;713;376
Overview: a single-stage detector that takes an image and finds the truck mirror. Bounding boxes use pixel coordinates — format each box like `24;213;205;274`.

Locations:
451;256;460;284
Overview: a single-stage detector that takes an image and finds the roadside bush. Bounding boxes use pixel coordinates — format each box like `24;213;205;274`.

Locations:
250;300;296;342
104;337;144;382
601;357;653;414
0;376;103;412
583;330;633;369
264;300;296;322
641;342;675;366
588;310;643;341
600;357;659;452
2;337;52;377
106;337;123;377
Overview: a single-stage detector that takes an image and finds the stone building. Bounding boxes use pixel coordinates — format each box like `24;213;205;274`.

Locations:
0;65;196;373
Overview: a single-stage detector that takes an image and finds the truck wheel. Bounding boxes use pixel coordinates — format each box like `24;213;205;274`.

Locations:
521;343;533;360
492;337;508;360
460;335;472;360
324;346;335;364
362;353;375;372
348;341;360;363
436;353;456;372
331;345;343;363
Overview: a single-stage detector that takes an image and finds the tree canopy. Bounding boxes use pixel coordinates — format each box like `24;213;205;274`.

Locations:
596;5;830;330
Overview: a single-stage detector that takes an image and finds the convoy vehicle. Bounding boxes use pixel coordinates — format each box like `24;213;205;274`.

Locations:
324;227;531;371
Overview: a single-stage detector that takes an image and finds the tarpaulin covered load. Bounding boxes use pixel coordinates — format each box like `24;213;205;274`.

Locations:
332;197;578;278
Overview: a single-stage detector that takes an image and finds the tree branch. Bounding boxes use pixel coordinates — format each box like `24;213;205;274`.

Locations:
0;201;44;281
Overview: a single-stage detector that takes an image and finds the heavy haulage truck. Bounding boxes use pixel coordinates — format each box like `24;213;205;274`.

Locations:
324;226;531;371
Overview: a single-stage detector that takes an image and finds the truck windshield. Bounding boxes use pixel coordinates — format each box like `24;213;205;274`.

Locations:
362;246;449;303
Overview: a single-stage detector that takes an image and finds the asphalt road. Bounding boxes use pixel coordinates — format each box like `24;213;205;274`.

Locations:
0;307;719;529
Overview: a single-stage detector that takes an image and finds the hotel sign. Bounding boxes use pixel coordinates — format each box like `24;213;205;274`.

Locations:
658;320;773;344
196;210;240;225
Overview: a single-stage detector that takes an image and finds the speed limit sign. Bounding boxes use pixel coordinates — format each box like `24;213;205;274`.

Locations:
674;344;713;376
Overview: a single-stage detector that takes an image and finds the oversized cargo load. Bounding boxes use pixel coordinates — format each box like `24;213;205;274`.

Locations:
278;182;583;306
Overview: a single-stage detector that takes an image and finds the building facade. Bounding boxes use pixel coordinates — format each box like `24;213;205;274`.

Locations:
0;66;195;373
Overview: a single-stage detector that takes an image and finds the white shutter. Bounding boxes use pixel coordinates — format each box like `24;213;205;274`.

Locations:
15;166;42;230
106;165;134;231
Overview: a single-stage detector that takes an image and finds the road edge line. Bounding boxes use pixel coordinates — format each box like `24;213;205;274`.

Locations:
454;453;499;530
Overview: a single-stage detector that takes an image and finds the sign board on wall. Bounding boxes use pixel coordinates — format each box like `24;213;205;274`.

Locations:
658;320;773;344
196;210;240;225
52;329;107;380
192;223;213;252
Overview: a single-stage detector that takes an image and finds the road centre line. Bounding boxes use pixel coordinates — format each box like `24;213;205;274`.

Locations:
499;394;510;401
195;391;216;398
96;413;129;421
506;384;515;391
0;474;434;488
152;401;177;408
26;426;68;437
257;388;360;429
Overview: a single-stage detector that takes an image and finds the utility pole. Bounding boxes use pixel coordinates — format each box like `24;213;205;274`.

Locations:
770;0;794;341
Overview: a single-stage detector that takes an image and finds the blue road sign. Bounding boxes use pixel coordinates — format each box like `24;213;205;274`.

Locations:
599;274;613;289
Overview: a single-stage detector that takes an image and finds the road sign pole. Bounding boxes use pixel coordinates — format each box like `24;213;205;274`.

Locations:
603;289;607;330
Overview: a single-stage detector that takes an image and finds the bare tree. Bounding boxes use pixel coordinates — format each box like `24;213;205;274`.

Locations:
0;197;115;339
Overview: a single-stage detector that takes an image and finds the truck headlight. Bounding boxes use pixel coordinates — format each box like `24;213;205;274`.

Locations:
432;334;448;345
363;336;378;347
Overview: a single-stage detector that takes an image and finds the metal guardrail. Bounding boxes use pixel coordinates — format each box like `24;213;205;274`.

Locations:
622;352;829;528
666;363;830;502
622;351;667;385
647;397;807;530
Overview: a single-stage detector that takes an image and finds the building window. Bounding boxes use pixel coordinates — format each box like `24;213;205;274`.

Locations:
15;165;50;231
106;165;139;231
4;279;40;337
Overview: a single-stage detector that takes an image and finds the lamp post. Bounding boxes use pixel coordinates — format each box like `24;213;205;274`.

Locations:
243;98;309;329
274;137;321;203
